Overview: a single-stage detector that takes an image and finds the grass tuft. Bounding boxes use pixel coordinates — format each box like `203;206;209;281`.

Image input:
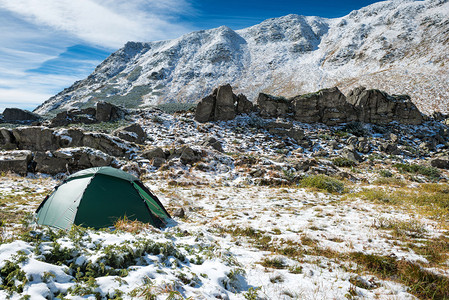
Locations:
300;175;345;193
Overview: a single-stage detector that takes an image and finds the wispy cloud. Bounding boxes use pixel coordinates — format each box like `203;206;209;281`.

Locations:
0;0;194;48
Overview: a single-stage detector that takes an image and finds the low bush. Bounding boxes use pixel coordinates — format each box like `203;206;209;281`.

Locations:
300;175;345;193
393;163;440;180
332;157;357;168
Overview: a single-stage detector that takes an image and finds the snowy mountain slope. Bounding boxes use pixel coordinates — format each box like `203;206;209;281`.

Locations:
34;0;449;115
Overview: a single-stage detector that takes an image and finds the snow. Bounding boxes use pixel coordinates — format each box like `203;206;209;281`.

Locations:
35;0;449;116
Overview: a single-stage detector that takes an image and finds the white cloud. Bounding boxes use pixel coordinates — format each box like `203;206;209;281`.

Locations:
0;0;194;112
0;0;194;48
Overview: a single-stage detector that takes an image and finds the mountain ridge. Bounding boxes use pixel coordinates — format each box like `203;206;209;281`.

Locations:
34;0;449;115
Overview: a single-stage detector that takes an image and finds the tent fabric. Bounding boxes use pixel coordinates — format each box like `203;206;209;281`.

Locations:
35;167;170;230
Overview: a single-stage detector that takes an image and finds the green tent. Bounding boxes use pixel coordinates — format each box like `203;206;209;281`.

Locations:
36;167;170;230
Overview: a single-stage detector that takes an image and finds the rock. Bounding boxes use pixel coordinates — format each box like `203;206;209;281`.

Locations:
12;127;60;151
2;108;40;123
286;128;305;142
54;147;113;171
49;108;96;127
34;151;69;174
151;157;166;168
142;147;166;160
55;128;85;148
236;94;253;114
379;142;399;154
201;137;223;152
113;124;146;144
390;133;399;143
340;147;363;162
179;146;202;165
0;150;32;175
430;157;449;169
347;87;423;125
195;95;216;123
96;101;124;122
82;133;135;158
291;87;356;125
172;207;185;218
0;128;16;150
329;140;339;150
215;84;236;121
256;93;291;118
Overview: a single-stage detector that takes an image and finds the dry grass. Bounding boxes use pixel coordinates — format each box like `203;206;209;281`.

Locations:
113;217;152;234
347;183;449;229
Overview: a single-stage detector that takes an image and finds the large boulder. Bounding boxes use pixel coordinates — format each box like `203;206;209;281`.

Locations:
12;127;60;151
82;133;136;158
34;151;69;174
0;150;32;175
347;87;424;125
2;108;40;123
236;94;253;114
113;124;146;144
195;95;216;123
34;147;113;174
214;84;236;121
291;87;356;125
256;93;291;118
96;101;124;122
194;85;251;123
0;128;16;150
49;108;96;127
55;128;85;148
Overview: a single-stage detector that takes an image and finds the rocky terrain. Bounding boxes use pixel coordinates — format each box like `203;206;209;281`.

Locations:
34;0;449;116
1;83;449;299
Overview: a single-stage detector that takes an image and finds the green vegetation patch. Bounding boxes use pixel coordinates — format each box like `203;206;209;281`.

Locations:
300;174;345;193
332;157;357;168
393;163;441;180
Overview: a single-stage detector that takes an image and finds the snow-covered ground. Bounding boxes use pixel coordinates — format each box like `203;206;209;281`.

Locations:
1;171;448;299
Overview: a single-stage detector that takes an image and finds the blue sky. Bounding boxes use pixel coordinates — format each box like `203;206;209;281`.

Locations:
0;0;383;112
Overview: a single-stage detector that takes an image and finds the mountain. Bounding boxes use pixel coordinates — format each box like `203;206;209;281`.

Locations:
34;0;449;115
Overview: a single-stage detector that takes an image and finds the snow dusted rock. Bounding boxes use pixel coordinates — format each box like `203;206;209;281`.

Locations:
34;151;68;174
95;101;124;122
200;137;223;152
82;132;136;158
113;123;146;144
2;108;40;123
195;95;216;123
12;127;60;151
347;87;424;125
0;128;16;150
49;107;96;127
256;93;291;118
291;87;357;125
195;84;250;123
34;147;114;174
215;84;236;121
0;150;32;175
236;93;253;114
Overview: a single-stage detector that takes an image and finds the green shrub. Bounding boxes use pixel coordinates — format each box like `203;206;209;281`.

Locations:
393;163;440;180
300;175;345;193
332;157;356;167
379;169;393;177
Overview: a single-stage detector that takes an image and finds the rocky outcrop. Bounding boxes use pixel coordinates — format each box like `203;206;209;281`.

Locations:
2;108;40;124
256;93;291;118
291;87;357;125
82;133;136;158
113;124;146;144
347;87;424;125
49;108;97;127
34;147;114;174
0;128;16;150
96;101;125;122
195;84;253;123
12;127;61;151
0;150;32;175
